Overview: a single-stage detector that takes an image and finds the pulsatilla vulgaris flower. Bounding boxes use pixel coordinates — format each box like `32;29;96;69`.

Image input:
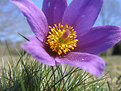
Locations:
12;0;121;76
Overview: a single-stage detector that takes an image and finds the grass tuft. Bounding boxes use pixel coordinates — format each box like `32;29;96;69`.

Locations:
0;49;119;90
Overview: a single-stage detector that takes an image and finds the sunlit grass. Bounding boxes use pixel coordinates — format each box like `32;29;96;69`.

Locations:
0;50;121;90
103;56;121;90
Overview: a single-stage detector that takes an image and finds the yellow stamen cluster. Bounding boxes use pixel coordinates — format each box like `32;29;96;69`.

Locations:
46;23;78;55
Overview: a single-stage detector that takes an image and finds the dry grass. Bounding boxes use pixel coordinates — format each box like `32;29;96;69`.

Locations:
103;56;121;75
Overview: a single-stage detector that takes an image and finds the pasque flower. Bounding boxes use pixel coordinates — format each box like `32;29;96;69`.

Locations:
12;0;121;76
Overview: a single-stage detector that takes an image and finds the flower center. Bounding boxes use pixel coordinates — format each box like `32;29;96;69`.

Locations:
46;23;78;55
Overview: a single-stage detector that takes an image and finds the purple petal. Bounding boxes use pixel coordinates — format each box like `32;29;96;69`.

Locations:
42;0;67;26
12;0;49;42
75;26;121;55
56;52;105;76
62;0;103;36
22;35;56;66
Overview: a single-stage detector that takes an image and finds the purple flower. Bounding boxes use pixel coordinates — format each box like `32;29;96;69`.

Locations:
12;0;121;76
